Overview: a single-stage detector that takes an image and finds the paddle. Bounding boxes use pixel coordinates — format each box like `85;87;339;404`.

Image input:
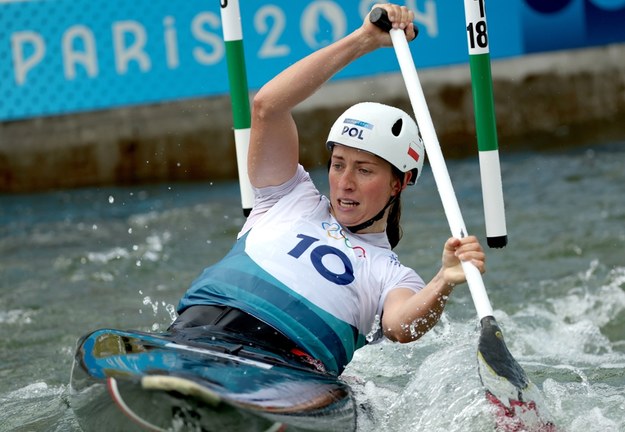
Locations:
369;8;556;431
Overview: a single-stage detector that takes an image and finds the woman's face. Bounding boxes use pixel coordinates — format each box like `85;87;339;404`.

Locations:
328;145;402;233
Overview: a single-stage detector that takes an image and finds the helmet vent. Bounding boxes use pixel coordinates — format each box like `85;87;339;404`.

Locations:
391;118;403;137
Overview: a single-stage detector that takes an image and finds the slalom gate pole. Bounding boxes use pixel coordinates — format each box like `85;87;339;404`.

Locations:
220;0;254;216
463;0;507;248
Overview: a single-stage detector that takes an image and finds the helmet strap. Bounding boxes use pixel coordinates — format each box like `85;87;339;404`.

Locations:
345;194;398;233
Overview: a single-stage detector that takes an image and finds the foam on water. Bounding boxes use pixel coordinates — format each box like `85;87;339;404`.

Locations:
0;383;78;432
351;260;625;431
0;308;36;325
1;143;624;431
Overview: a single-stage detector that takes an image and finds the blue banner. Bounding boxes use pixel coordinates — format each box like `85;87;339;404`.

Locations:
1;0;624;121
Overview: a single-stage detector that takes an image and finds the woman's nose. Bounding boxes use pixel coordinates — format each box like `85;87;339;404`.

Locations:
338;169;355;190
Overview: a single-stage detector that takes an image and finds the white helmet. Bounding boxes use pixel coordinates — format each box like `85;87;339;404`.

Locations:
326;102;425;184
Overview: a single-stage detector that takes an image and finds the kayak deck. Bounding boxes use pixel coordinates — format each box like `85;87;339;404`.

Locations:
70;328;356;432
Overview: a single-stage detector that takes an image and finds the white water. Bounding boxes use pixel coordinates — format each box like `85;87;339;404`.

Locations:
1;142;624;431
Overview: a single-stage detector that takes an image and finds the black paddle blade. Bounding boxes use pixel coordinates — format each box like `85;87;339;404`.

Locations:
478;316;558;432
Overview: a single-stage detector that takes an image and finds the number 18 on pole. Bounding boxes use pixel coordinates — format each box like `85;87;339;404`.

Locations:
464;0;508;248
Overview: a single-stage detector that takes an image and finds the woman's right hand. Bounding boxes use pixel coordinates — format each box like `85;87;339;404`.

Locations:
440;236;486;287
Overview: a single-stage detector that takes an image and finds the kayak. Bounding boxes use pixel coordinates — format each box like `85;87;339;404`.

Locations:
70;328;356;432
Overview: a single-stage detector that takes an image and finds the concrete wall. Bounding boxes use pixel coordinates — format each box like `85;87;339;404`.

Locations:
1;43;624;193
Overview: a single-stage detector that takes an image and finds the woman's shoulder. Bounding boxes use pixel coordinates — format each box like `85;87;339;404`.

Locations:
247;165;318;213
239;166;326;236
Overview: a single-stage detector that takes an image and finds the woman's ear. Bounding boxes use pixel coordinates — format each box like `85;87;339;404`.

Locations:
391;170;411;196
401;171;413;190
391;175;405;196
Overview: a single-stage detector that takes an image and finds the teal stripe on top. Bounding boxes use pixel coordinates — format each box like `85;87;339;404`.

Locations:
178;233;365;375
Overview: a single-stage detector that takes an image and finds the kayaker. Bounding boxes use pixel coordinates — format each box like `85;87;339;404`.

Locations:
171;3;486;376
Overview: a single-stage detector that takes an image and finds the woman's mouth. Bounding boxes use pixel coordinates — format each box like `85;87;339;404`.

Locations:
337;199;359;208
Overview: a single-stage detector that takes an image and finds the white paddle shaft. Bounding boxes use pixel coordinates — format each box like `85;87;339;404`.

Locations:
389;29;494;319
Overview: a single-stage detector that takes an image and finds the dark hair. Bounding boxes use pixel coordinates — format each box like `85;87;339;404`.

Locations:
387;166;405;249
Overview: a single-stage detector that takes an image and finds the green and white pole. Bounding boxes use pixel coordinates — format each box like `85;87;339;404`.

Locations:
464;0;507;248
220;0;253;216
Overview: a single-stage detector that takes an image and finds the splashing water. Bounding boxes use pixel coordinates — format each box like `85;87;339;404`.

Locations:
1;143;624;431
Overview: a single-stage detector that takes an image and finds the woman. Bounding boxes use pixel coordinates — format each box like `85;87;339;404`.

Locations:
173;4;486;376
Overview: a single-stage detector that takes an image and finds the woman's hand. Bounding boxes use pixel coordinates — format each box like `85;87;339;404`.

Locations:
440;236;486;286
364;3;417;47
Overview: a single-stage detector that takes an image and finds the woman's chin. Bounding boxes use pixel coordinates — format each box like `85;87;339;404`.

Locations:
334;212;360;227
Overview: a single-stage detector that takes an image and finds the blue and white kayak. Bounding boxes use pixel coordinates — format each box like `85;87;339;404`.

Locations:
70;328;356;432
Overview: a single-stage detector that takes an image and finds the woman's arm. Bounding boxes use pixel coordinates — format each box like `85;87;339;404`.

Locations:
382;236;486;343
247;4;416;188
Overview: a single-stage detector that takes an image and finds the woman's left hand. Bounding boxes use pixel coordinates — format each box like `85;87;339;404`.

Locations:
364;4;417;47
440;236;486;286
